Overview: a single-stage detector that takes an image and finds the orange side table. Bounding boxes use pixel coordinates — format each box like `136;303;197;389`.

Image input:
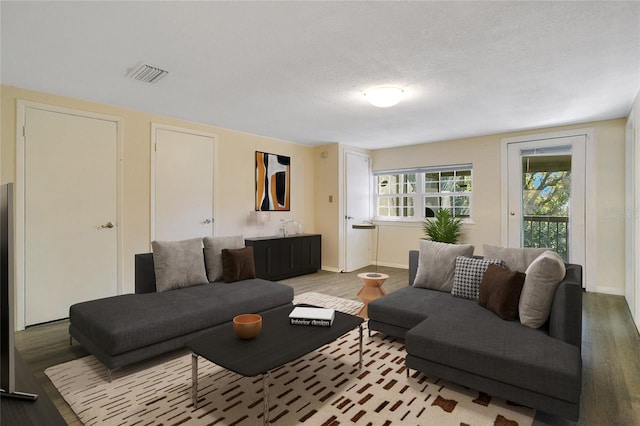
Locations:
356;272;389;318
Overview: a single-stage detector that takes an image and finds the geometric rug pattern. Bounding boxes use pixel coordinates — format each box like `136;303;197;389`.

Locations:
45;292;534;425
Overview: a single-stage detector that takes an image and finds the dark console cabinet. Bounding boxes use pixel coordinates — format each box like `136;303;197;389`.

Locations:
245;234;321;280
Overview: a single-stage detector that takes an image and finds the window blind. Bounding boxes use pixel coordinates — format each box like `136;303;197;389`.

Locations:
373;163;473;176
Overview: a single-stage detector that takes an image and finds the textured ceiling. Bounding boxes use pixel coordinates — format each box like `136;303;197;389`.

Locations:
2;1;639;149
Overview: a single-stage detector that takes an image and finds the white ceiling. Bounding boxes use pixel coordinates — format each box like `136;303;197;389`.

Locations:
2;1;639;150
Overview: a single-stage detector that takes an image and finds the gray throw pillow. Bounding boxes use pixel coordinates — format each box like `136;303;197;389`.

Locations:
203;235;245;282
151;238;208;292
413;240;474;292
452;256;505;300
519;250;566;328
482;243;549;273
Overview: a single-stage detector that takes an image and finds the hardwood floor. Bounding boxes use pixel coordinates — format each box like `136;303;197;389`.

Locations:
14;265;640;426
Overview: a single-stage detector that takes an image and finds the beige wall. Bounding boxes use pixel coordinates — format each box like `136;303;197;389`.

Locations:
1;85;316;294
313;143;340;270
370;119;627;295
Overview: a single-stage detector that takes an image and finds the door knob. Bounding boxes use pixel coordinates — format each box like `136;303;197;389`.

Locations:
510;212;515;216
346;216;354;220
100;221;114;229
200;218;212;225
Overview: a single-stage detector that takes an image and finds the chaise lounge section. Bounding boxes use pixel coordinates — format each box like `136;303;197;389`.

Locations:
69;237;294;377
368;246;582;420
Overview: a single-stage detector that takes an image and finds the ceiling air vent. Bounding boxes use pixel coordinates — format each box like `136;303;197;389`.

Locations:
127;63;169;83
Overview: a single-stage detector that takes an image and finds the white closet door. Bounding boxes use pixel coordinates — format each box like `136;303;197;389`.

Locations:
24;107;119;325
345;151;372;272
153;125;215;242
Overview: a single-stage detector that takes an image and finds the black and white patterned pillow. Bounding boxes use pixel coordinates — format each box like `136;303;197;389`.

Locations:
452;256;506;300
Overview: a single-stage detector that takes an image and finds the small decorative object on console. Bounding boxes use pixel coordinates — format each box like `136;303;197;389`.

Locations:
289;307;335;327
233;314;263;339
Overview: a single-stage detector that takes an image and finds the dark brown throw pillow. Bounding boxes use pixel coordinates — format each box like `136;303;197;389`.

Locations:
478;264;526;321
221;246;256;283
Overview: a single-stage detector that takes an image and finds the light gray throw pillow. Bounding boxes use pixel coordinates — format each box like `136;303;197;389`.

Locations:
413;240;474;292
519;250;566;328
151;238;208;292
482;243;549;273
203;235;245;282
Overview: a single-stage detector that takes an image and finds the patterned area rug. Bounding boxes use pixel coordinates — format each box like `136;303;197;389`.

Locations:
46;292;534;425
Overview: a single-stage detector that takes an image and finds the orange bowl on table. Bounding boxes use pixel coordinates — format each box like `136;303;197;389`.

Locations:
233;314;262;339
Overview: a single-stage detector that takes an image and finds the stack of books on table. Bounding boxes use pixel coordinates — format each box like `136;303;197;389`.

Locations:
289;307;335;327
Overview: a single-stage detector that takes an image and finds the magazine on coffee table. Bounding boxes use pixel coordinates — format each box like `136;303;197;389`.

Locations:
289;307;335;327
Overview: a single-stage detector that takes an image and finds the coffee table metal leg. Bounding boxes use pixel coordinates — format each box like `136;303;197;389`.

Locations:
263;372;270;425
192;353;199;409
359;324;363;370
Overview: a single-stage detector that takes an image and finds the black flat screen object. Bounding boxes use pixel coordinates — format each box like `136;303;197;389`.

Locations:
0;183;37;400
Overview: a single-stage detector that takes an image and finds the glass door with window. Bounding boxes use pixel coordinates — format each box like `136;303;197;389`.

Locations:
506;136;586;269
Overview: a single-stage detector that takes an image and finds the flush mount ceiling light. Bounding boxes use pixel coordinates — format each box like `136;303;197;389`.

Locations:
364;86;405;108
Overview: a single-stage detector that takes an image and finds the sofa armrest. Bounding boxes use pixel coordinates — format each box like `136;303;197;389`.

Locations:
548;263;583;350
135;253;156;294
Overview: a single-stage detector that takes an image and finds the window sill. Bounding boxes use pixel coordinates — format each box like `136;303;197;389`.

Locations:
372;218;475;226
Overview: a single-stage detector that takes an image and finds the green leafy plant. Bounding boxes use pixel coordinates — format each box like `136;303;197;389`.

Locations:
423;209;463;243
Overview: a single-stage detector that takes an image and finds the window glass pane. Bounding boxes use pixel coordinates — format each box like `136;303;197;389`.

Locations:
440;172;455;192
378;174;416;195
424;173;439;192
424;196;439;217
453;196;470;217
377;196;414;217
377;176;391;195
404;174;417;194
455;171;472;192
440;195;454;209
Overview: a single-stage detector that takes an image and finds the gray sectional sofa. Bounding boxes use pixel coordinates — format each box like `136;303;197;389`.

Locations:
69;251;293;378
368;249;582;421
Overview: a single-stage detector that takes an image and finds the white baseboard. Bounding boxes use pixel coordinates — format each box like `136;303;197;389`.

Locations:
376;261;409;270
321;266;341;273
594;286;625;296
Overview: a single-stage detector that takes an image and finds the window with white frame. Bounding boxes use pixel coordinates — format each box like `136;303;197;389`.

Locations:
374;164;473;220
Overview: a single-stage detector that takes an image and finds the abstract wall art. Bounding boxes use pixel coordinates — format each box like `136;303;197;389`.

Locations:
255;151;290;211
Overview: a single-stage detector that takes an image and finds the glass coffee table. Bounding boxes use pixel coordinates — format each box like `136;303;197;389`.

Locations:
187;304;364;425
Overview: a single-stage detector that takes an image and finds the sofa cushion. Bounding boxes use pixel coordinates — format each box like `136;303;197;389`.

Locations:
151;238;208;292
519;250;566;328
451;256;505;300
478;264;526;320
482;244;548;273
69;279;294;356
222;246;256;283
413;240;474;292
405;299;582;403
368;286;452;331
203;235;245;282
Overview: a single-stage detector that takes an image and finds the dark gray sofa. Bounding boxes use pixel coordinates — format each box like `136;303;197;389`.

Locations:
368;250;582;420
69;253;293;377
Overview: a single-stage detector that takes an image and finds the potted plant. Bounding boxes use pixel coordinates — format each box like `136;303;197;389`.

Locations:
423;209;463;243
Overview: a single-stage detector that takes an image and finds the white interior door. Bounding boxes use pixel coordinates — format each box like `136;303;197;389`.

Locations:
506;136;586;271
24;107;119;326
345;151;372;272
152;125;215;242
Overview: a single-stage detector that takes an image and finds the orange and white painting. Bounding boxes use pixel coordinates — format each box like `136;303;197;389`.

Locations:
256;151;290;211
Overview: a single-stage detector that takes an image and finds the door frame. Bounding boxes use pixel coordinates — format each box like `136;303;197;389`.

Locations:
150;123;217;243
16;100;124;330
625;108;638;324
501;128;595;292
342;150;372;272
